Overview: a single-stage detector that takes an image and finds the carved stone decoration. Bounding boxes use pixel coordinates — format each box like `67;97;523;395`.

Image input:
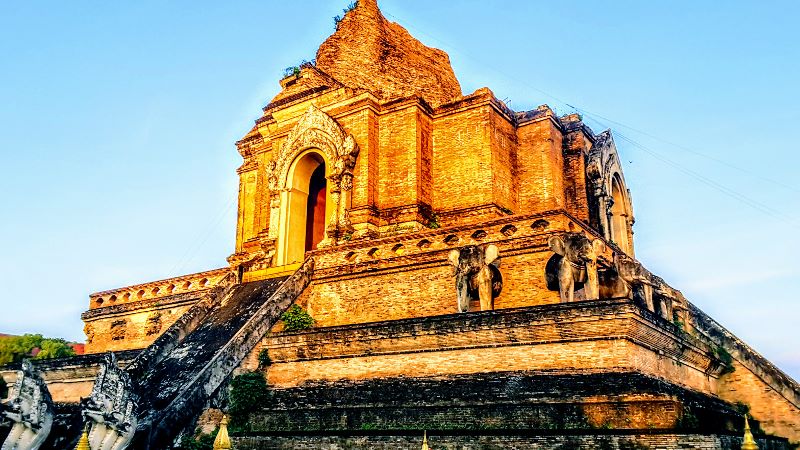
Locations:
651;275;678;322
144;313;162;336
267;105;360;247
600;253;685;322
607;253;656;311
0;360;54;450
447;245;502;312
586;131;635;256
110;320;127;342
81;353;137;450
227;232;276;276
547;233;606;303
84;324;95;345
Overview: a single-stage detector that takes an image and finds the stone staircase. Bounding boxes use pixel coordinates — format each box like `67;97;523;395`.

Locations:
127;258;314;449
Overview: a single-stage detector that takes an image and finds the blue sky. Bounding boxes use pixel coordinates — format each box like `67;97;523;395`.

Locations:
1;1;797;380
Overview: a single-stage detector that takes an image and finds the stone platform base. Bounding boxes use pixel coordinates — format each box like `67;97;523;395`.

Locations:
233;432;791;450
230;371;794;449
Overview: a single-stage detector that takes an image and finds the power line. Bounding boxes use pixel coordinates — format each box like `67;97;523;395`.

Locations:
608;129;799;229
168;194;237;277
383;9;800;195
569;105;800;194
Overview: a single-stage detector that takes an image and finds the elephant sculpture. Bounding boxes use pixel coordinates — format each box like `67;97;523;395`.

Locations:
1;360;54;450
612;253;655;311
600;254;683;322
547;233;605;303
81;353;137;450
448;245;502;312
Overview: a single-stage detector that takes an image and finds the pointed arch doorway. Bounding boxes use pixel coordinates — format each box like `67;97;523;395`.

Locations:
276;150;332;265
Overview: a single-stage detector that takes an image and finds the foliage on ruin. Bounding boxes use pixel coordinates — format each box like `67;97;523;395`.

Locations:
333;1;359;30
282;59;315;79
677;409;700;429
176;428;218;450
280;305;315;332
426;214;441;229
257;348;272;368
229;372;271;430
712;345;735;375
0;334;76;366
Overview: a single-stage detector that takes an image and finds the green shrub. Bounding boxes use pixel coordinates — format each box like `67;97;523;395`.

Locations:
257;348;272;368
177;428;218;450
282;59;315;79
712;345;735;375
229;372;270;429
280;305;314;332
333;1;359;30
426;214;441;229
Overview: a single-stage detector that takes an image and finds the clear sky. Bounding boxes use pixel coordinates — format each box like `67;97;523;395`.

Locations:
1;1;798;380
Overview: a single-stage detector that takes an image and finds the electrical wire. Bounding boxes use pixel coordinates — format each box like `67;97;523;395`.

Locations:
383;9;800;195
167;194;237;277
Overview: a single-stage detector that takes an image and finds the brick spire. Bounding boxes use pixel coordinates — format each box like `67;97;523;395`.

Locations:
357;0;379;13
316;0;461;105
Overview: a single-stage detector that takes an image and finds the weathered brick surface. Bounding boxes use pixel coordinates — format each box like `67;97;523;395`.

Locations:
295;213;596;328
61;1;800;446
316;0;461;106
254;301;717;394
82;268;228;353
691;305;800;441
233;434;791;450
517;114;566;213
245;371;743;432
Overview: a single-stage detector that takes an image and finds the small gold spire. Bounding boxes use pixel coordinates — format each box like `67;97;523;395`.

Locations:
213;415;232;450
75;424;91;450
421;430;429;450
741;415;759;450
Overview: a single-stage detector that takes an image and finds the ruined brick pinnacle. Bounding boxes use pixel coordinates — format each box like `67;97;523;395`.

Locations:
316;0;462;106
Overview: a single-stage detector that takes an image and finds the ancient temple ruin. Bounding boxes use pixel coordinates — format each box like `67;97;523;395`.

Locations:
2;1;799;448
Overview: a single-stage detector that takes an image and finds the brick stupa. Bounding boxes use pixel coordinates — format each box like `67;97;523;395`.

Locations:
2;1;798;449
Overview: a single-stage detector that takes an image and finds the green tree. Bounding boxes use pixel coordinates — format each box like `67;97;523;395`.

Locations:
0;334;76;366
177;428;218;450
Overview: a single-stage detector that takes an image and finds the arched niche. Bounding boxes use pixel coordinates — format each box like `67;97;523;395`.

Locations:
267;105;360;267
609;175;633;253
586;130;635;256
277;150;335;265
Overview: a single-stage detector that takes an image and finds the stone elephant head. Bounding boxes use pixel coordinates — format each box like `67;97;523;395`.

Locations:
603;254;679;321
447;245;502;313
547;233;605;303
611;253;655;311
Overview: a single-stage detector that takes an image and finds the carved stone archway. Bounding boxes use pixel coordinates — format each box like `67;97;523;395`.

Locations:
586;130;635;256
266;105;359;265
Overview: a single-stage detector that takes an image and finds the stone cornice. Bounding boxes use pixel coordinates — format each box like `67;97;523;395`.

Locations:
81;292;204;321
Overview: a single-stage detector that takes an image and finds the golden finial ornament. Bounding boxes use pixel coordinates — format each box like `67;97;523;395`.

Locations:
213;415;232;450
741;415;759;450
74;424;91;450
421;430;429;450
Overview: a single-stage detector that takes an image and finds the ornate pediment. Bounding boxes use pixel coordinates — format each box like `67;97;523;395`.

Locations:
269;105;359;192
